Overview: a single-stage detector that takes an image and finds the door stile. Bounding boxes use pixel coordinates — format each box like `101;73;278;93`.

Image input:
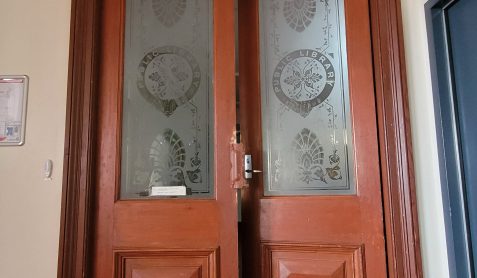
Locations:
93;0;123;275
57;0;101;277
369;0;423;276
213;0;240;275
343;0;388;271
238;0;262;276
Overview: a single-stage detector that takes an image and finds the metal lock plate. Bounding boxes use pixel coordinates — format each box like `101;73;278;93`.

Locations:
244;154;262;179
245;154;253;179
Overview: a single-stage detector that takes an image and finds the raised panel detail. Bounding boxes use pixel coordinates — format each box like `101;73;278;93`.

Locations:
131;266;200;278
262;243;364;278
115;249;217;278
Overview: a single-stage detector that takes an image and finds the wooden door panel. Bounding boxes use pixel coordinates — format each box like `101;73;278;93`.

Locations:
263;243;364;278
131;268;200;278
114;202;220;248
260;198;361;242
117;250;217;278
93;0;238;276
239;0;387;276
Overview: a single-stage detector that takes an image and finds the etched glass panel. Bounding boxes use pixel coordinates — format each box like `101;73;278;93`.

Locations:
260;0;355;195
121;0;214;199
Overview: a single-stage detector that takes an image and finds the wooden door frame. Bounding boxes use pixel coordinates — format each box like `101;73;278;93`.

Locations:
56;0;423;277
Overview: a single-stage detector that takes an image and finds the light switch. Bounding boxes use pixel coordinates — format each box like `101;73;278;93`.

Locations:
44;159;53;180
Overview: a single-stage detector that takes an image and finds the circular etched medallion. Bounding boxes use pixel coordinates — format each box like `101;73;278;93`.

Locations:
137;46;201;116
273;49;335;117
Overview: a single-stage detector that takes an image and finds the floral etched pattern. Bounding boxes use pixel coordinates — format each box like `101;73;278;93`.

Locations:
326;150;342;180
283;60;324;101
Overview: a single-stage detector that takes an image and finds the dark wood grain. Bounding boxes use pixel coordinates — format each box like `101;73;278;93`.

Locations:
369;0;423;277
57;0;100;277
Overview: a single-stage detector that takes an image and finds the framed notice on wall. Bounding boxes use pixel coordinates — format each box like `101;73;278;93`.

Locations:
0;76;28;146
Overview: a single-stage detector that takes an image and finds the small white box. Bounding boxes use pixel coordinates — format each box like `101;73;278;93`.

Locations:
150;186;187;196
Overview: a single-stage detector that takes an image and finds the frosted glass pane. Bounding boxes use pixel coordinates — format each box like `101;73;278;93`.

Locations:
121;0;214;199
260;0;355;195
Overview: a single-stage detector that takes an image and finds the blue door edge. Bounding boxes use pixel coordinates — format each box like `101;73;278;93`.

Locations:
424;0;475;277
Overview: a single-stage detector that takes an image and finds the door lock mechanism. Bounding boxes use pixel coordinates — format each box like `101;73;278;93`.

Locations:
244;154;262;179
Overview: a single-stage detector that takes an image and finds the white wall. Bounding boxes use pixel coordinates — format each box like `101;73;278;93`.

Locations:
401;0;450;277
0;1;70;277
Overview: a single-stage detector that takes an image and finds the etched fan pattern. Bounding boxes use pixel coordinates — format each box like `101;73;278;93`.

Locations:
149;129;186;186
292;128;326;184
283;0;317;32
152;0;187;28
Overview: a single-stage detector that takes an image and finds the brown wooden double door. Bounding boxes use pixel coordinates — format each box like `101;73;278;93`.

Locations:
92;0;387;277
